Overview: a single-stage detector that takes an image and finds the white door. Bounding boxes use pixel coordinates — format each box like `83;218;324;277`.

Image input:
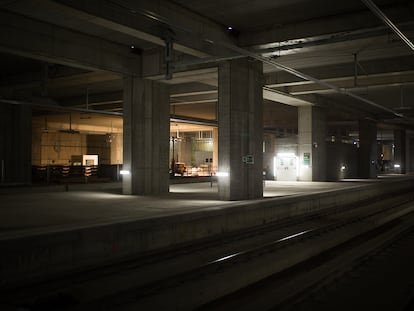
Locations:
274;155;297;181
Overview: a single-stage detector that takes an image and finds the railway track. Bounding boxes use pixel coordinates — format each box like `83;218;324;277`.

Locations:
1;191;414;310
202;207;414;311
279;225;414;311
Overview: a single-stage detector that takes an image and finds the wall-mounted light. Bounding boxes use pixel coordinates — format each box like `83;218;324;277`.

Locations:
277;152;295;157
341;165;346;171
394;164;401;168
216;171;229;177
120;170;130;175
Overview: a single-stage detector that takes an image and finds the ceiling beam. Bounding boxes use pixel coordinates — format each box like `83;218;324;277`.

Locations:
263;88;313;107
47;71;121;89
171;99;217;106
265;55;414;86
0;10;140;74
169;83;216;96
270;71;414;95
1;98;123;116
239;3;413;48
50;0;233;58
171;90;217;98
170;114;217;127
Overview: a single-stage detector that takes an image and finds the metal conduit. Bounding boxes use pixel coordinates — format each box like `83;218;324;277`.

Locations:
214;41;403;118
1;99;218;127
170;115;217;127
0;99;123;116
361;0;414;51
111;0;404;119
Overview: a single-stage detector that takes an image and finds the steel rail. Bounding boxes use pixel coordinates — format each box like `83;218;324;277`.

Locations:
2;193;413;310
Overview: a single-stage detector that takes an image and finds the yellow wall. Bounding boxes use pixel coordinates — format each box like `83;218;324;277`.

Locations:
32;113;123;166
38;132;87;165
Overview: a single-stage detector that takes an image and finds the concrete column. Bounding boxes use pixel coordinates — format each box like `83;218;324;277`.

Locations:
218;58;263;200
123;76;169;195
408;134;414;173
263;133;276;180
0;103;32;184
109;133;123;165
298;106;326;181
212;127;218;174
358;119;377;178
394;129;406;174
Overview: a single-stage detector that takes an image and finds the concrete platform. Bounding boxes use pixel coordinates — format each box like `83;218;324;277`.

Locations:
0;179;373;236
1;176;413;289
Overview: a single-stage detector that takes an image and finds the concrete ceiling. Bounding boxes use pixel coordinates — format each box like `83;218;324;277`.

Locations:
0;0;414;134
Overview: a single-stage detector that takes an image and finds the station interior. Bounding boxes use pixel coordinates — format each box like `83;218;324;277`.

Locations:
1;0;414;309
1;1;414;194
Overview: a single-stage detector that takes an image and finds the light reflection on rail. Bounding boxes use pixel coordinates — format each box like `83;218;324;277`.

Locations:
210;229;313;264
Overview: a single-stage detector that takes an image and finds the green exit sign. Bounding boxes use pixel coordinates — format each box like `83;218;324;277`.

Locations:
303;152;310;165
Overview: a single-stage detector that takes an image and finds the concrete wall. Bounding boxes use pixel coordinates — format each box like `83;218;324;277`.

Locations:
32;114;123;166
2;177;414;288
86;134;111;165
38;132;86;166
32;132;120;166
109;133;123;165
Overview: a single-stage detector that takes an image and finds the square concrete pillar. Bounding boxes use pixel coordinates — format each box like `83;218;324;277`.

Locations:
358;119;377;178
0;104;32;184
263;133;276;180
212;127;218;174
408;135;414;173
298;106;326;181
394;129;406;174
218;58;263;200
123;76;169;195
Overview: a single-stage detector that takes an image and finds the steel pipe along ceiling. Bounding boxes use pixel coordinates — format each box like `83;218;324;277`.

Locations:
361;0;414;51
110;1;406;119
